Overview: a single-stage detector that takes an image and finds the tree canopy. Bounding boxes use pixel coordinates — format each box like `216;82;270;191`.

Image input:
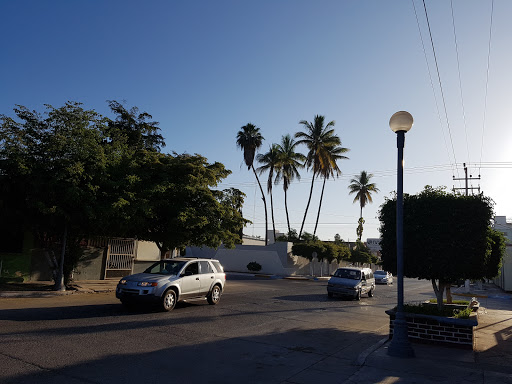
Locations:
379;186;506;307
1;101;248;287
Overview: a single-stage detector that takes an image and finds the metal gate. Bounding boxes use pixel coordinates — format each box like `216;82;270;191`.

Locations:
104;238;137;279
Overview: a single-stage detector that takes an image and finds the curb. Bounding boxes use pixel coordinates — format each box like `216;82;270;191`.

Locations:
0;290;76;298
354;337;389;366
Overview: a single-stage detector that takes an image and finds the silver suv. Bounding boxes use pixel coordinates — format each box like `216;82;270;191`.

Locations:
116;258;226;311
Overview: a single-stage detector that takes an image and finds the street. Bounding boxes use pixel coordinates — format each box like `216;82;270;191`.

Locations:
0;277;432;384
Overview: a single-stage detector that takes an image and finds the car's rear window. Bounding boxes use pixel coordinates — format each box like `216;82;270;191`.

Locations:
211;260;224;273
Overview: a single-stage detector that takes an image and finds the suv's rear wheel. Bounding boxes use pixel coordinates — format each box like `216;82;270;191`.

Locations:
368;287;374;297
207;285;221;305
161;289;177;311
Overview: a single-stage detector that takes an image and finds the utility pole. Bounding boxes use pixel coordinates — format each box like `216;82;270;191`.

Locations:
453;163;481;293
453;163;481;196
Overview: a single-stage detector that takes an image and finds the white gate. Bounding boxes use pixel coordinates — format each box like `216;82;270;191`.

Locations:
104;238;137;279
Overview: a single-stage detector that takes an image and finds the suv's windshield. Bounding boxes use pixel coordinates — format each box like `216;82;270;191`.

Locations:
374;271;387;276
334;269;361;280
144;260;186;275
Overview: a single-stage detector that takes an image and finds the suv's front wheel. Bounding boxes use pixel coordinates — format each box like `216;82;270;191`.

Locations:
207;285;222;305
161;289;177;311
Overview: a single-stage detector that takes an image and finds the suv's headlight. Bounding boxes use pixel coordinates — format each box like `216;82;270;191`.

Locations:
119;279;127;285
137;282;158;287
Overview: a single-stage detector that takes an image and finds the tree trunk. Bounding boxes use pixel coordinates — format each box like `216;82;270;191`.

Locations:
313;176;327;236
252;165;268;246
54;224;67;292
269;187;276;243
432;279;446;311
156;242;170;259
299;171;316;240
284;188;291;234
446;285;453;304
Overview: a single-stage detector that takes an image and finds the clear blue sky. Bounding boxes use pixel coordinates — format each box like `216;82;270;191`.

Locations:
2;0;511;241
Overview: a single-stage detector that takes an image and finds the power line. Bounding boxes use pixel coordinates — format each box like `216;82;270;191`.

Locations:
450;0;471;165
422;0;460;182
412;0;455;178
479;0;495;176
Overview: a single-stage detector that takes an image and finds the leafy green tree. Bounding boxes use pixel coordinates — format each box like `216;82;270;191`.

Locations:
350;240;374;266
1;101;250;289
295;115;348;239
275;134;305;234
348;171;379;240
236;123;268;245
0;102;108;290
257;144;280;242
117;152;248;258
292;241;325;261
379;186;505;309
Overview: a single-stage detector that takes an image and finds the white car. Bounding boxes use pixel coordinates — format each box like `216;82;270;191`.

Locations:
116;258;226;311
374;270;393;285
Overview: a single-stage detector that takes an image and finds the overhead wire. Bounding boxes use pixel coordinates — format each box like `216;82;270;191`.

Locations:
450;0;471;168
422;0;460;182
479;0;494;177
412;0;456;180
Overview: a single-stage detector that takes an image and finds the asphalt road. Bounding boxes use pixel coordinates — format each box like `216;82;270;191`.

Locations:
0;277;432;384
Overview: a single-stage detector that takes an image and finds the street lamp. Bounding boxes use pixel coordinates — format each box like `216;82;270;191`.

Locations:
387;111;415;358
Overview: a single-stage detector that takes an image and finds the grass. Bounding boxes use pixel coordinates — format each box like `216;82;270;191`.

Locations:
428;299;470;305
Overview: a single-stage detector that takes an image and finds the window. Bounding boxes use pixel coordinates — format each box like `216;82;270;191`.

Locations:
211;261;224;273
184;262;199;275
200;261;214;274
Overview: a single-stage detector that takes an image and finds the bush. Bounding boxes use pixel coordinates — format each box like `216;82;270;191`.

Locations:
247;261;262;272
401;303;472;319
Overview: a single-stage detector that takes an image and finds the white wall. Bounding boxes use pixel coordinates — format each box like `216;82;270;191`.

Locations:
135;241;161;261
494;245;512;292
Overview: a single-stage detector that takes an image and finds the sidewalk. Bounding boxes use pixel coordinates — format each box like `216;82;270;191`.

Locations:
0;279;118;297
346;282;512;383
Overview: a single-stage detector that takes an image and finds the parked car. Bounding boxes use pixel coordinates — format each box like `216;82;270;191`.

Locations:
116;258;226;311
374;270;393;285
327;267;375;300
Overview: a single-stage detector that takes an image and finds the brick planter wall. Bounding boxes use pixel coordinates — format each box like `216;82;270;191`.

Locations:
386;309;478;350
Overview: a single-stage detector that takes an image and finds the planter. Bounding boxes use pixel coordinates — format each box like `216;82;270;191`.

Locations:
386;309;478;350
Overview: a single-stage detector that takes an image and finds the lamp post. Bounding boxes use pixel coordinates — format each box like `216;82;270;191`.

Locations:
387;111;415;358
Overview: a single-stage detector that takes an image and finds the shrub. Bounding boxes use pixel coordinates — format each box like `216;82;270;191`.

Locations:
247;261;262;272
400;303;472;319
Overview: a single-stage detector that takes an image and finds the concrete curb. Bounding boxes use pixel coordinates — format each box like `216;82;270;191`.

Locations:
354;337;389;366
0;290;76;298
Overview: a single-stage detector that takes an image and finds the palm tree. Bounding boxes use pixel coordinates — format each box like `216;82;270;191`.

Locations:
275;134;305;234
348;170;379;240
256;144;280;243
313;143;349;235
236;123;268;245
295;115;343;239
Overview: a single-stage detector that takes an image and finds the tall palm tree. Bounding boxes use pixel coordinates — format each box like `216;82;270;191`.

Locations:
313;143;349;235
275;134;305;234
256;144;280;243
236;123;268;245
295;115;342;239
348;170;379;240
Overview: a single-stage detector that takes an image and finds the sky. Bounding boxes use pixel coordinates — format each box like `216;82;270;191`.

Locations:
1;0;511;242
